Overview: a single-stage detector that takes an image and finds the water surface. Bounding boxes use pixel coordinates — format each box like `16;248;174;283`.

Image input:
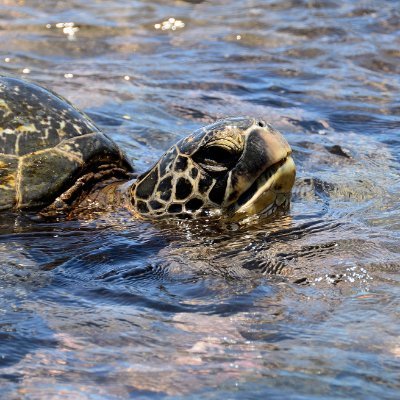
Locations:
0;0;399;398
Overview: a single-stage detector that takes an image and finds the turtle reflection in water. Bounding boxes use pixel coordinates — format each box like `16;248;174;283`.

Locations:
0;76;295;220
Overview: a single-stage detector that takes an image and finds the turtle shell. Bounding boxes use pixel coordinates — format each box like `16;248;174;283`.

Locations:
0;76;133;211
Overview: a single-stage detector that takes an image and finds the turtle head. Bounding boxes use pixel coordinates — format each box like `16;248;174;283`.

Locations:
130;117;295;220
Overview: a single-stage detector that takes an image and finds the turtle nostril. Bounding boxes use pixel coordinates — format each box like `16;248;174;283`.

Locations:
257;120;266;127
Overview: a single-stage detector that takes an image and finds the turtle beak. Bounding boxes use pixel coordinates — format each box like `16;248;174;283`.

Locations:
225;122;296;216
256;124;292;167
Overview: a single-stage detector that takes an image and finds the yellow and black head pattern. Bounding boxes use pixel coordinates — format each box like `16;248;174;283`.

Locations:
130;117;296;220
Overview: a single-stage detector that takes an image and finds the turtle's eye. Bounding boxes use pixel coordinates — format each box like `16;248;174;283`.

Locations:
193;145;241;175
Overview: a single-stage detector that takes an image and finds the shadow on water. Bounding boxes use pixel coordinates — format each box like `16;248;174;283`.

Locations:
0;0;400;398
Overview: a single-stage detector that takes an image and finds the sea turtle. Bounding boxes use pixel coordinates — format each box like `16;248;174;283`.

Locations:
0;75;295;220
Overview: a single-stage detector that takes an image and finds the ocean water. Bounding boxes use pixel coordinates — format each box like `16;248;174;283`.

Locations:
0;0;399;398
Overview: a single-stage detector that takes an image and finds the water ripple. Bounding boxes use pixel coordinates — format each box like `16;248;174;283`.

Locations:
0;0;399;398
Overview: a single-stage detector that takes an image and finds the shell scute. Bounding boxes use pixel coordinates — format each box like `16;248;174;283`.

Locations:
56;132;121;165
0;155;18;210
0;76;133;211
18;149;81;209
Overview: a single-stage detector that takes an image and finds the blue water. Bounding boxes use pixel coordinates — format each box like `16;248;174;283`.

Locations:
0;0;399;398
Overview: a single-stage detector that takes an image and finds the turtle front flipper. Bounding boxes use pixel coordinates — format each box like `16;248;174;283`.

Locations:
41;165;135;218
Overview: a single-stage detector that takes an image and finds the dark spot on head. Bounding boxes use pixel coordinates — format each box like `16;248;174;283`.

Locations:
159;147;177;176
136;167;159;200
160;189;172;202
174;155;188;172
190;167;198;179
175;177;192;200
198;175;213;194
168;203;182;214
193;146;240;174
185;198;204;212
158;176;172;201
209;176;228;205
158;175;172;191
137;200;149;213
149;200;164;210
179;135;201;155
